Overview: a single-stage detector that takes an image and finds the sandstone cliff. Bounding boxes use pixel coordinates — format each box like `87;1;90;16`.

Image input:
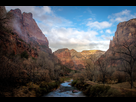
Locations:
0;6;52;58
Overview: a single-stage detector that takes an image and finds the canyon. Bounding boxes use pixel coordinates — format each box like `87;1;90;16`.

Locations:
1;6;136;97
1;6;136;71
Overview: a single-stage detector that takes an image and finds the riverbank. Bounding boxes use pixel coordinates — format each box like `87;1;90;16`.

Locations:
71;79;136;97
0;76;72;97
43;79;86;97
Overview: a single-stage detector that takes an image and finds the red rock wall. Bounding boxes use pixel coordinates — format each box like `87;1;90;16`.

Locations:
7;8;51;54
53;48;105;70
53;48;75;70
0;7;52;58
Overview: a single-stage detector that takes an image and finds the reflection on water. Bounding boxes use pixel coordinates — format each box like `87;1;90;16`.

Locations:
43;79;86;97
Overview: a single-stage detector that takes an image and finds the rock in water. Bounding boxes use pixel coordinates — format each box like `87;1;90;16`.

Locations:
72;90;79;93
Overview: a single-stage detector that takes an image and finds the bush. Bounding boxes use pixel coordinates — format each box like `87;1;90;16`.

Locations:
21;51;29;59
40;81;49;89
83;84;122;97
35;81;60;97
72;79;121;97
71;80;77;86
106;88;121;97
88;85;110;97
48;81;59;89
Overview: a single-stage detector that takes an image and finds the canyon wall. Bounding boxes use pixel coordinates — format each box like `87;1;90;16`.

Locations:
0;6;52;58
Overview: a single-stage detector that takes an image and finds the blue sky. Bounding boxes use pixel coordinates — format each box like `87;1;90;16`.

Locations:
6;6;136;52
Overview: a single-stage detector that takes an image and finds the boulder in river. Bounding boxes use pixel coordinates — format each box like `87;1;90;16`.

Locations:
72;90;79;93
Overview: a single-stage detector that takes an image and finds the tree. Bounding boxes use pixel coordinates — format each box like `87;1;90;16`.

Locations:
112;36;136;88
84;54;100;82
84;58;94;81
96;55;111;84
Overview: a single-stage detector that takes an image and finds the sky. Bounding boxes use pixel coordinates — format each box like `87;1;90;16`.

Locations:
5;6;136;52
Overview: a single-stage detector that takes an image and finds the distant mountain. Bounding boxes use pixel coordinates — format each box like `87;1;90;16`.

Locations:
53;48;105;70
80;50;105;60
53;48;75;70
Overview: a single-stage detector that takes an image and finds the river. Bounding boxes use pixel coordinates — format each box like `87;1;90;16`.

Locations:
43;79;86;97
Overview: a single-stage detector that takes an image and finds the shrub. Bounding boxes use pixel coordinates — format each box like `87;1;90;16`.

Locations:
40;81;49;89
21;51;29;59
88;85;110;97
106;88;121;97
72;79;121;97
83;84;121;97
71;80;77;86
48;82;57;89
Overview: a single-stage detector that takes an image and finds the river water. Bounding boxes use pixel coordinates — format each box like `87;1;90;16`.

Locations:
43;79;86;97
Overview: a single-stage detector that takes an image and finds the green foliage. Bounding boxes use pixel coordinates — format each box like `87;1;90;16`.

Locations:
35;81;60;97
21;51;29;59
71;80;77;86
32;57;36;60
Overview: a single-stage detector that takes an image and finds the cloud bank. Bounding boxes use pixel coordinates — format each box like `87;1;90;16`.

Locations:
108;9;136;22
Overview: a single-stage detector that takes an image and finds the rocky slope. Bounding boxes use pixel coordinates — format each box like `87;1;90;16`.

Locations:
0;6;52;58
53;48;105;70
53;48;75;70
70;49;86;70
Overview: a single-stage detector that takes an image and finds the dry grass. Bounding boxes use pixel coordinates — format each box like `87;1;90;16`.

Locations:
85;80;136;97
13;82;40;97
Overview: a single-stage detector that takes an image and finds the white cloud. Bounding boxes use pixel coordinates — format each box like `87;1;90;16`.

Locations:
100;30;103;33
42;6;52;13
45;27;111;52
113;9;130;17
108;9;136;23
106;29;112;34
58;8;63;11
86;21;112;30
90;40;110;51
101;35;113;40
87;18;92;20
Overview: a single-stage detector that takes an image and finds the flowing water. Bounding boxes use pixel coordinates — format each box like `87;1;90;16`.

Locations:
43;79;86;97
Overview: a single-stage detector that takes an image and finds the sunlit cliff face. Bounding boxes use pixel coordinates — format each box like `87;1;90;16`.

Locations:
53;48;105;70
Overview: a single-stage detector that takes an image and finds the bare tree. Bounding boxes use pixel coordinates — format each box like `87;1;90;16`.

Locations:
96;55;111;84
113;36;136;88
84;58;94;81
84;54;100;82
